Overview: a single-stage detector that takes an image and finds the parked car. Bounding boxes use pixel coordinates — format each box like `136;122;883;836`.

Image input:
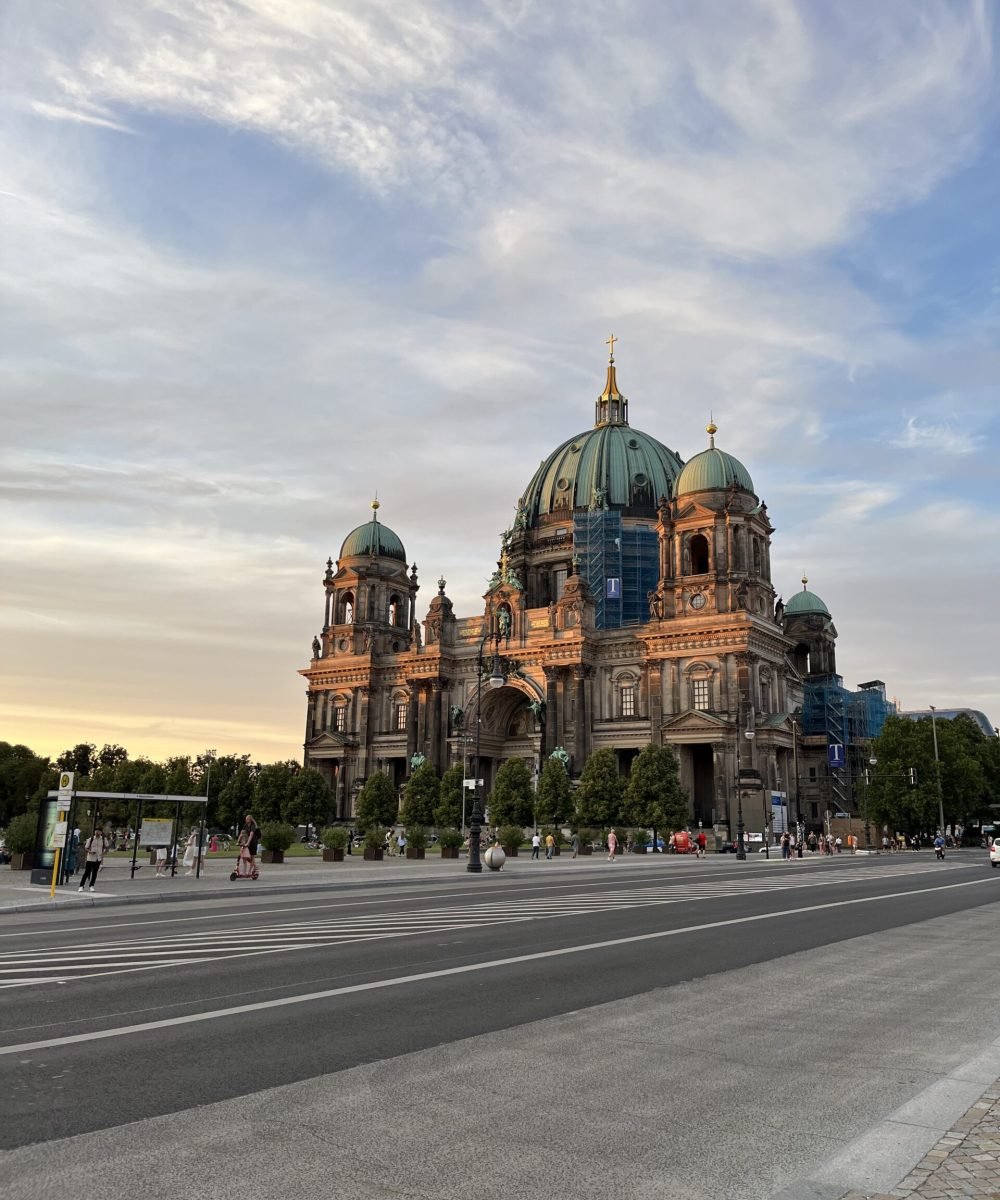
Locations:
644;838;666;852
989;839;1000;868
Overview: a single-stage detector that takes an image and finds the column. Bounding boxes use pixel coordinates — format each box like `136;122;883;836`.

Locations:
429;681;442;772
406;680;419;769
712;741;727;832
357;687;371;778
305;693;316;744
573;667;587;764
543;667;559;757
648;664;663;744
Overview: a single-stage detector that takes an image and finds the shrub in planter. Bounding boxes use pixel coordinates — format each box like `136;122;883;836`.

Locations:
321;826;348;862
498;824;524;855
405;826;427;858
4;812;36;870
575;827;595;855
437;828;462;859
362;826;385;860
541;825;563;855
260;821;294;864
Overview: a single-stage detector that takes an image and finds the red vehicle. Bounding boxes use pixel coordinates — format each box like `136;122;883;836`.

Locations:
671;831;694;854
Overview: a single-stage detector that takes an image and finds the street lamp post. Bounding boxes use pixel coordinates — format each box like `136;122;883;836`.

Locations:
929;705;945;837
468;627;504;874
863;754;876;849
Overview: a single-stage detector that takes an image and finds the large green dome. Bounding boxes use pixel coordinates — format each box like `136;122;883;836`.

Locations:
339;503;407;563
784;579;830;617
518;359;682;526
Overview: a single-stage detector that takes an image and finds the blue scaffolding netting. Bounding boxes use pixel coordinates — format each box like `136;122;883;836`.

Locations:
572;510;659;630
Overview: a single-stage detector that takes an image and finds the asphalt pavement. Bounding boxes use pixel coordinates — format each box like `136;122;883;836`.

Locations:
2;851;999;1199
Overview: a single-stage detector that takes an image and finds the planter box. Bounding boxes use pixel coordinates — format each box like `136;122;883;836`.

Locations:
502;846;519;856
552;846;561;856
322;848;345;863
405;847;425;859
578;845;593;856
363;847;384;861
261;849;285;864
9;852;33;871
439;846;460;859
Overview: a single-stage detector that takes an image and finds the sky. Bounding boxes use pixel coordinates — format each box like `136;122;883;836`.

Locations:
2;0;999;765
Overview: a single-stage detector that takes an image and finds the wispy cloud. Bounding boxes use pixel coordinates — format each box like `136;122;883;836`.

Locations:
0;0;998;757
892;415;984;455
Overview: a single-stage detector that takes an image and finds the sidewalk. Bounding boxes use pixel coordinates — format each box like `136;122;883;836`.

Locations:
0;848;693;913
837;1084;1000;1200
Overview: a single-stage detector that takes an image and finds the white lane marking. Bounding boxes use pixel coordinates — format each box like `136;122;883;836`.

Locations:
1;858;962;941
0;864;973;985
0;877;991;1053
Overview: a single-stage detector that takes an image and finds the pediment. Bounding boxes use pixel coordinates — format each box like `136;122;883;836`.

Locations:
662;710;731;733
674;500;718;522
305;731;357;751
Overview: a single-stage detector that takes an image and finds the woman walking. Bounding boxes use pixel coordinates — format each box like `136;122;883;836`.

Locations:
77;828;108;892
607;828;618;863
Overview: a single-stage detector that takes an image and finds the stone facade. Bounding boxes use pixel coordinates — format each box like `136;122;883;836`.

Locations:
300;355;838;836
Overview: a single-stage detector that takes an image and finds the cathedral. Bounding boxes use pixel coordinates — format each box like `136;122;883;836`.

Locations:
300;345;868;838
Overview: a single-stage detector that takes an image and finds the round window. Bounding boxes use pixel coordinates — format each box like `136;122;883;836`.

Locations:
556;477;570;491
633;473;648;487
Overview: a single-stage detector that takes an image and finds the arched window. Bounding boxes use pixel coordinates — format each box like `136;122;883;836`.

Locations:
388;595;401;626
759;672;771;715
752;538;762;576
690;534;709;575
792;644;810;676
341;591;355;624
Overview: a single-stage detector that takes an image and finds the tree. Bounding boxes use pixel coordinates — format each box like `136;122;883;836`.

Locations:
164;756;195;797
488;758;534;828
56;743;97;776
624;744;688;836
253;763;296;824
285;768;331;828
535;756;570;826
355;772;398;830
401;762;440;827
97;743;129;769
0;743;50;825
435;764;465;828
574;748;623;828
218;765;254;831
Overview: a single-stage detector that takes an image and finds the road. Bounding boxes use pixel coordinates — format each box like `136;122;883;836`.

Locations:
2;852;999;1199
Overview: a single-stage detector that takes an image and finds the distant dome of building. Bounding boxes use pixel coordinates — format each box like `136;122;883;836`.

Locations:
784;577;831;618
517;354;683;526
674;422;754;497
339;500;407;562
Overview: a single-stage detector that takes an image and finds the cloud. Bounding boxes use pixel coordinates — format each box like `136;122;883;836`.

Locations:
28;100;135;134
892;415;984;455
1;0;998;758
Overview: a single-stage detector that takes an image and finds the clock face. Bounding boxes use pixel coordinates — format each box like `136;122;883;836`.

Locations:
690;593;706;610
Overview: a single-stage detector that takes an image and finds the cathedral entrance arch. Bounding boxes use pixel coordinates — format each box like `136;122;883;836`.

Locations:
468;682;543;795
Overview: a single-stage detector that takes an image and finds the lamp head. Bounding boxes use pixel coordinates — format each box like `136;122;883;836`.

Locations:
488;654;505;689
870;755;877;766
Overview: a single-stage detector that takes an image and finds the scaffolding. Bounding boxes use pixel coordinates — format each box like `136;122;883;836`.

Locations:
573;511;658;630
802;676;896;814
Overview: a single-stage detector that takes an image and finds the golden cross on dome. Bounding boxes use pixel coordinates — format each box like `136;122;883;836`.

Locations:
605;333;617;361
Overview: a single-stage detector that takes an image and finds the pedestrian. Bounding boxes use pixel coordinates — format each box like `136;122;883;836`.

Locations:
607;828;618;862
183;829;199;875
531;831;541;860
396;829;407;856
240;814;260;871
571;831;580;858
834;836;842;854
545;832;555;860
209;834;219;853
77;828;108;892
696;829;708;858
65;827;79;877
780;830;790;860
808;831;817;853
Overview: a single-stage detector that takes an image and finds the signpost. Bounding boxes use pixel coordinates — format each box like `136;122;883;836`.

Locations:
49;771;74;897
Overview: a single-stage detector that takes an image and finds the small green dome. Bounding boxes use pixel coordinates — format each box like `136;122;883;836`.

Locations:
675;447;754;496
339;501;407;563
784;579;830;618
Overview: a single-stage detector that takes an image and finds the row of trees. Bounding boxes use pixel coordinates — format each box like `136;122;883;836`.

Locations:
866;714;1000;833
352;745;689;835
0;741;334;833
